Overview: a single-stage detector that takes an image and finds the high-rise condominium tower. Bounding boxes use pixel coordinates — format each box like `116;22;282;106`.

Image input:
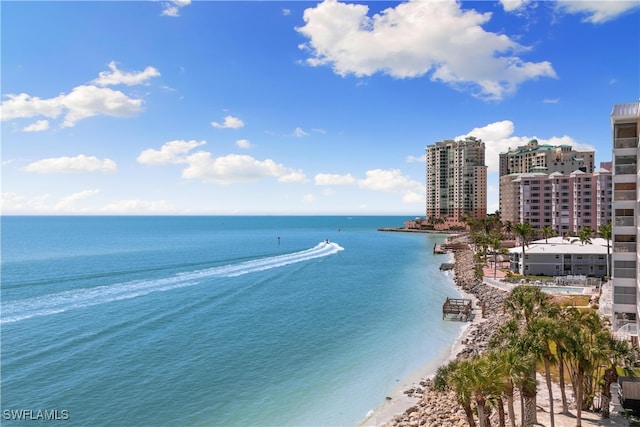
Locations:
610;101;639;338
426;136;487;224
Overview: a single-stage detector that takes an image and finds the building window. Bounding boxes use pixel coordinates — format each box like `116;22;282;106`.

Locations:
614;182;636;201
614;261;636;278
613;286;636;305
614;235;637;253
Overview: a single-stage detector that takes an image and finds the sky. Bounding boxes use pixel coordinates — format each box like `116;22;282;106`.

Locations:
2;0;639;215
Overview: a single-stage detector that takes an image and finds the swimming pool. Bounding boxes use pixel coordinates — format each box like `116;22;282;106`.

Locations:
537;285;588;295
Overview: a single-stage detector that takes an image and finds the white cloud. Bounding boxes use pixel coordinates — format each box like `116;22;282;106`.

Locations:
543;98;559;104
181;152;304;184
23;120;50;132
1;192;51;213
161;0;191;17
283;8;292;16
1;191;177;214
1;86;144;128
455;120;595;174
358;168;424;195
1;93;63;121
24;155;117;174
303;193;316;202
93;61;160;87
55;189;100;211
137;140;206;164
236;139;253;149
292;127;309;137
315;173;356;185
278;170;309;183
556;0;640;23
500;0;529;12
296;0;556;100
138;141;307;184
211;115;245;129
406;154;426;163
101;199;176;213
60;85;143;127
1;63;156;127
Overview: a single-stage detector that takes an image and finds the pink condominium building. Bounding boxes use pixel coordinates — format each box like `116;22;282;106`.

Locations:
498;139;611;234
425;137;487;224
500;164;612;234
610;101;639;335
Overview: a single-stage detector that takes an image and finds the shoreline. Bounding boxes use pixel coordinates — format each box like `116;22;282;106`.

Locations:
359;234;509;427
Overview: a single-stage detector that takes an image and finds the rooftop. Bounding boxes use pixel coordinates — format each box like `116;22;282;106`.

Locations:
509;237;609;255
611;101;640;118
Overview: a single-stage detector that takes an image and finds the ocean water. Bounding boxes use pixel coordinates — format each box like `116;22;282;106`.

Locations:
1;216;464;427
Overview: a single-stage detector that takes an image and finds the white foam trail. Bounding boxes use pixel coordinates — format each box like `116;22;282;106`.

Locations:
2;242;344;324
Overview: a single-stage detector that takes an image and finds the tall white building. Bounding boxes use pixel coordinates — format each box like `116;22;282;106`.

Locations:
610;101;639;337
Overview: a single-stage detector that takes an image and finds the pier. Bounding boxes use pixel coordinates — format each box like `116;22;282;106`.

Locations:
442;297;472;321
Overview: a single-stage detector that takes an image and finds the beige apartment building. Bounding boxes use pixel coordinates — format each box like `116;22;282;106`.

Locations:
426;136;487;225
610;101;640;336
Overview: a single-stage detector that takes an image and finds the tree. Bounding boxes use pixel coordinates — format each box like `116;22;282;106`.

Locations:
504;285;550;326
599;335;634;418
578;226;594;245
514;222;536;276
503;221;513;240
540;225;555;244
527;316;560;427
434;360;477;427
488;231;503;279
599;221;612;279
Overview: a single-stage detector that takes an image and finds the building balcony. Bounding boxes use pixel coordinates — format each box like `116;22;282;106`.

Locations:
614;137;639;149
615;164;637;175
614;190;637;201
615;216;636;227
613;242;637;253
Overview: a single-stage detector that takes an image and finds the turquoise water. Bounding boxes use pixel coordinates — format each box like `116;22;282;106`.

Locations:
1;216;463;426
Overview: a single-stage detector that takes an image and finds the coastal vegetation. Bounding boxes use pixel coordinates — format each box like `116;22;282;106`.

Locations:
433;285;634;427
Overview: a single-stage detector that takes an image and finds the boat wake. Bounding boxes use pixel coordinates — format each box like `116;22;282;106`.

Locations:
1;242;344;324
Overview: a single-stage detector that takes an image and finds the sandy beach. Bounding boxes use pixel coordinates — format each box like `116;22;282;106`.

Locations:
360;234;632;427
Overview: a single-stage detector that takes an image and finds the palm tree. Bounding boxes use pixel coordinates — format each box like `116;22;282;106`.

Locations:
490;318;539;427
563;309;609;426
504;285;550;326
540;225;555;243
578;226;594;245
488;230;503;279
514;222;535;276
527;316;560;427
434;360;477;427
599;221;612;279
599;335;634;418
503;220;513;240
488;347;531;427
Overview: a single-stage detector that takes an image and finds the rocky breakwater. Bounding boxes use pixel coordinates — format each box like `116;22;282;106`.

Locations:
384;236;509;427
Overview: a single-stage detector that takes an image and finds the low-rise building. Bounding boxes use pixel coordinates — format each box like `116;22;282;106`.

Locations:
508;236;610;278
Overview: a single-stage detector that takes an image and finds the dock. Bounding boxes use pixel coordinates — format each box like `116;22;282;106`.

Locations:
439;263;455;271
442;297;472;321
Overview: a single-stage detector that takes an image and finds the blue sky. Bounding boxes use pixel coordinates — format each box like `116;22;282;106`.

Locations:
2;0;639;215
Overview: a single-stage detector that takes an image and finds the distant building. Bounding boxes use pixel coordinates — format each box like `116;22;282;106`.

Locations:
500;164;612;234
498;139;609;233
425;137;487;226
610;101;639;334
499;139;594;177
508;236;609;278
